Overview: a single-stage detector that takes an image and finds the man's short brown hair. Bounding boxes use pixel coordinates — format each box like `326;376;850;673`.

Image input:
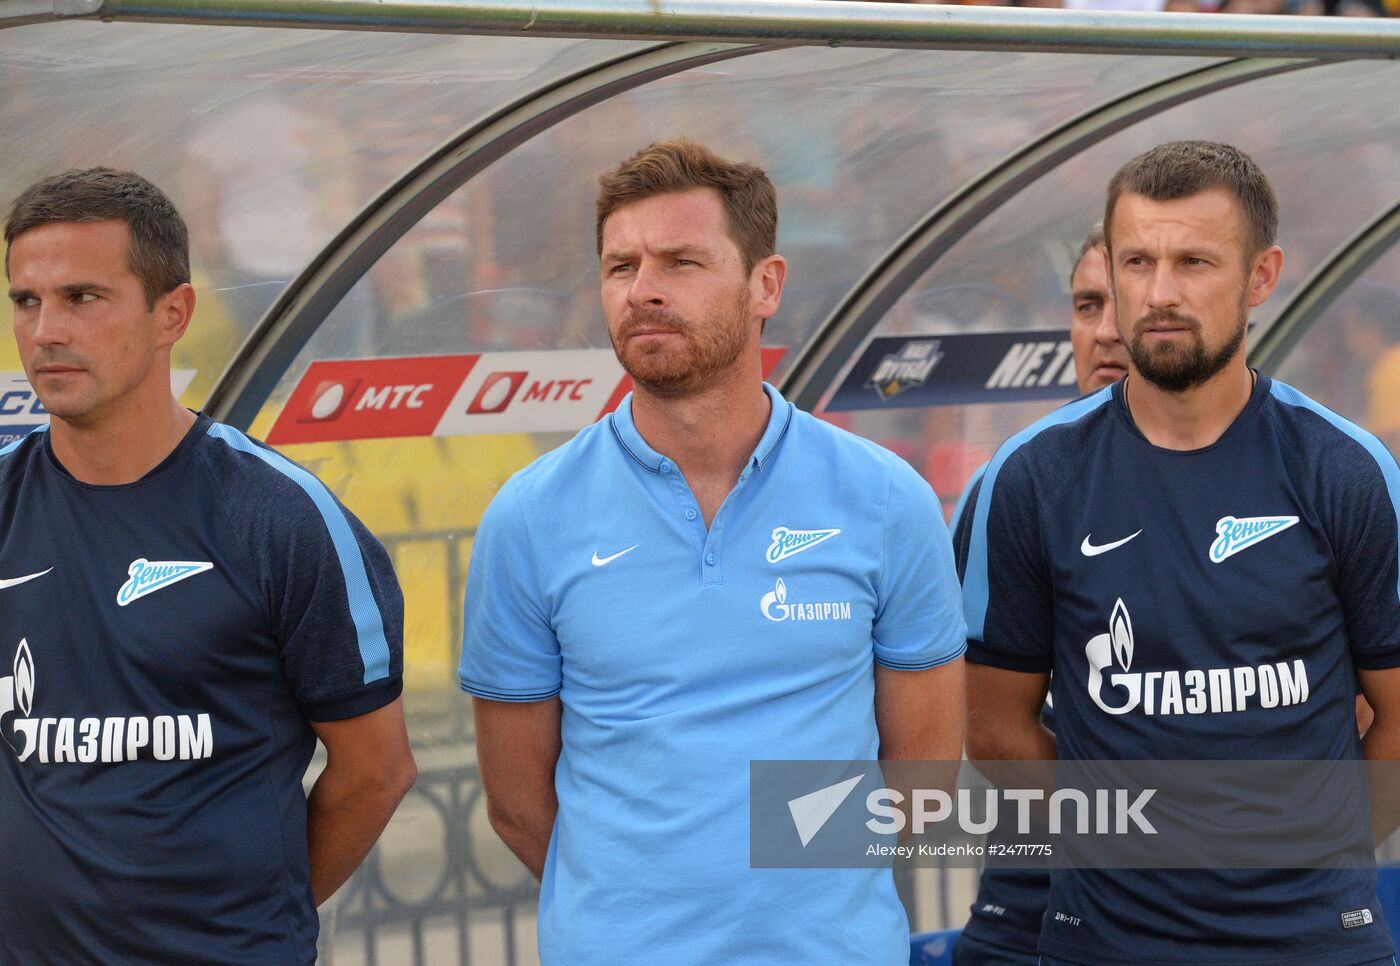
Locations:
5;167;190;309
595;139;777;273
1104;141;1278;258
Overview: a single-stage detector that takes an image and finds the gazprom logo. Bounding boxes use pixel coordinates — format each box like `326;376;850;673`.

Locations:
760;578;853;623
1209;515;1299;563
117;559;214;606
0;639;35;757
767;527;840;564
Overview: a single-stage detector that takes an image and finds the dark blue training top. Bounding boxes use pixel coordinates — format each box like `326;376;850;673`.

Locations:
952;464;1051;958
961;374;1400;966
0;414;403;965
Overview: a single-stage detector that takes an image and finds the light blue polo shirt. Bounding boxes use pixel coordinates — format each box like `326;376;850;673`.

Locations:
459;382;966;965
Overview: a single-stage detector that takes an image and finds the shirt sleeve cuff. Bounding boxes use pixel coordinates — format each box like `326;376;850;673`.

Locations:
965;642;1052;674
459;679;562;702
1353;651;1400;671
875;641;967;671
303;675;403;722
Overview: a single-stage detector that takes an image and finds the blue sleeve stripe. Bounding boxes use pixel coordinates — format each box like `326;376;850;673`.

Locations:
964;387;1113;640
1269;380;1400;604
205;423;392;684
0;425;48;457
948;461;988;535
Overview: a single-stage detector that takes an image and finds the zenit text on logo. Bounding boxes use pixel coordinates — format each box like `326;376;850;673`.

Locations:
0;639;214;765
1209;515;1299;562
766;527;840;563
1086;599;1309;717
117;558;214;606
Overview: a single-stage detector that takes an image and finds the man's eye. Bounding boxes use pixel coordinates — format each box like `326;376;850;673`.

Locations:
608;264;633;275
73;292;98;303
13;297;37;308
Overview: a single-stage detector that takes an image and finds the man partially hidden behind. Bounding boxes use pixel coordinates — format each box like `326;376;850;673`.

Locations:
950;221;1128;966
0;168;416;963
459;139;967;964
963;141;1400;965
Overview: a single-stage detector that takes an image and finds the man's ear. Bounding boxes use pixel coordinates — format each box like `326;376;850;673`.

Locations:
155;282;196;348
752;254;787;325
1248;246;1284;309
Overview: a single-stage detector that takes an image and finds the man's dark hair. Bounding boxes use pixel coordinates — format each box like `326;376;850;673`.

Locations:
1070;222;1106;289
1104;141;1278;258
596;138;777;273
5;167;190;309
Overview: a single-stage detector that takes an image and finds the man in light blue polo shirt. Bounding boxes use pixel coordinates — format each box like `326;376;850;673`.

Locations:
460;138;966;964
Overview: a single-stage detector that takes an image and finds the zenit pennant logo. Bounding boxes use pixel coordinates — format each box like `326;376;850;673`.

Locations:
1209;515;1298;563
117;559;213;606
767;527;840;563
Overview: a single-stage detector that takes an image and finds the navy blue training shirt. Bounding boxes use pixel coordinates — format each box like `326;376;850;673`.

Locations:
951;464;1051;959
0;414;403;964
961;374;1400;965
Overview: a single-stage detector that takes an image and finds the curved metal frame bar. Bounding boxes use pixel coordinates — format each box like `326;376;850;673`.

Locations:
11;0;1400;60
205;40;768;427
780;56;1319;411
1250;199;1400;374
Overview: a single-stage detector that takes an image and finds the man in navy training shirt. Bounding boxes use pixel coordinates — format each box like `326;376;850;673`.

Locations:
963;140;1400;966
950;221;1128;966
0;168;416;964
460;139;968;965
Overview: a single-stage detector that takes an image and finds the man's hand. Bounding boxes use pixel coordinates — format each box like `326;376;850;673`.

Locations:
1359;667;1400;846
473;696;562;880
308;697;417;905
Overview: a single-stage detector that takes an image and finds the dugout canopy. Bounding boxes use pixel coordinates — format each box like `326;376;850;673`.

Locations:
1;1;1398;961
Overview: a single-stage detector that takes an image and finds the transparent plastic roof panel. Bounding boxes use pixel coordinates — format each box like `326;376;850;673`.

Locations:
817;58;1400;515
264;46;1213;408
0;20;644;399
1274;242;1400;448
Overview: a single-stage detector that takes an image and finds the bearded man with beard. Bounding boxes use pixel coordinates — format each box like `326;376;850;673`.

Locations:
458;139;967;965
962;140;1400;966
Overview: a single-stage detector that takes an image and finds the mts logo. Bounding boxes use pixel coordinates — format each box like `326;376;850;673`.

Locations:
985;340;1078;390
467;372;595;415
300;380;434;423
0;388;47;418
356;384;433;411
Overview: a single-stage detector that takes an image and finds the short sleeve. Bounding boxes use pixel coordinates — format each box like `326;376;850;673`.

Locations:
277;505;405;721
872;459;967;671
1331;441;1400;671
204;425;405;722
960;449;1054;674
458;479;562;701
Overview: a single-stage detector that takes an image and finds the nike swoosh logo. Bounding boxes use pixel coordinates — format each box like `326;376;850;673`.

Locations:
0;567;53;589
1080;531;1142;557
591;545;638;567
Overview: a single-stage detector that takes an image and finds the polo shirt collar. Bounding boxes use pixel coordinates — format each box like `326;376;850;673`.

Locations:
610;381;794;476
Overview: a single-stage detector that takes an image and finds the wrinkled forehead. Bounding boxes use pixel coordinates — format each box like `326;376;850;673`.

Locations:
1109;189;1246;254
